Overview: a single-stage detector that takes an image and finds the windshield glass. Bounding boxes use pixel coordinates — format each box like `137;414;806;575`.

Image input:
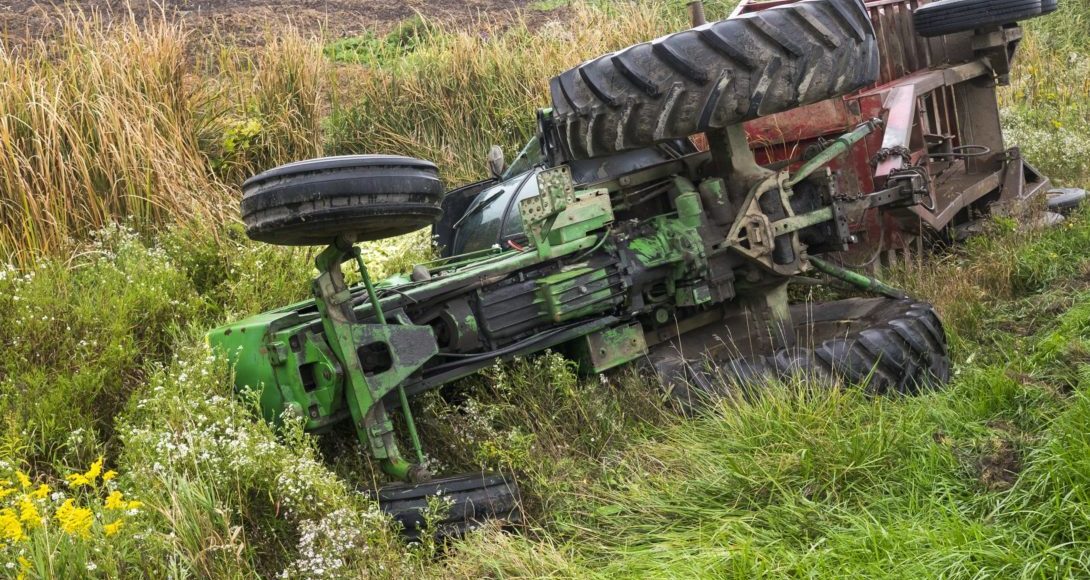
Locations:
502;135;544;179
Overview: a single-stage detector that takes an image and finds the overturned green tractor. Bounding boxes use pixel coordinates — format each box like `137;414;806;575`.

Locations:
209;0;955;536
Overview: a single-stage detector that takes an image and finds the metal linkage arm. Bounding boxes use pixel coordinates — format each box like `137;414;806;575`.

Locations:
313;239;435;483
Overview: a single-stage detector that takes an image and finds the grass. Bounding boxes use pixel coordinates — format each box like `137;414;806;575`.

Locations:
0;0;1088;577
0;14;324;266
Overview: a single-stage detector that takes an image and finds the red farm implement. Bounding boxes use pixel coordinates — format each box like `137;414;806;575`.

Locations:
732;0;1072;266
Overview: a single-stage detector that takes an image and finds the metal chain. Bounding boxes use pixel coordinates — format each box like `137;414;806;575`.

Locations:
870;145;912;167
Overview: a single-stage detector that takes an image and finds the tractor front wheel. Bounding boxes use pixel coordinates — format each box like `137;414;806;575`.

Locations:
240;155;444;246
376;472;521;540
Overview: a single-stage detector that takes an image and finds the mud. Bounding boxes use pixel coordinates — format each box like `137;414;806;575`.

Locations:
0;0;562;48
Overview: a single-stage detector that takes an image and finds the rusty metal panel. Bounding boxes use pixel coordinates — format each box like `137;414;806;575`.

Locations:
744;99;856;148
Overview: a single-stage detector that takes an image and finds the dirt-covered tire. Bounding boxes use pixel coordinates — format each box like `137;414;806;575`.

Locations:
240;155;444;246
377;472;521;540
652;298;949;410
549;0;879;160
913;0;1043;38
1046;187;1086;213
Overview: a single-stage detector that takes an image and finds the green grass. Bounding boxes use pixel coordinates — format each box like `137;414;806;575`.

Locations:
0;0;1088;577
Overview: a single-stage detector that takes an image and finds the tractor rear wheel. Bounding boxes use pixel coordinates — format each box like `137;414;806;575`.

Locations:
549;0;880;160
651;297;949;411
376;472;521;540
240;155;444;246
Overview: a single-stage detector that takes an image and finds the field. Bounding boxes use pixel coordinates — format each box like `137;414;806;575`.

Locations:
0;0;1089;577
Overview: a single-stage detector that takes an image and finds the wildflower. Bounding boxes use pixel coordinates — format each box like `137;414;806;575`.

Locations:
0;509;24;542
105;491;124;510
0;488;16;500
66;457;105;489
31;484;49;500
103;519;123;536
16;557;30;580
17;498;40;529
55;499;93;538
102;470;117;483
66;474;91;488
105;491;141;511
15;472;30;489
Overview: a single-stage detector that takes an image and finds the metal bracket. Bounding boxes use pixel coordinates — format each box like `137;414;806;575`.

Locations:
312;241;436;482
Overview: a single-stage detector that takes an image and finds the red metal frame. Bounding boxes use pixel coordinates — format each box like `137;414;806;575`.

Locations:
732;0;1050;260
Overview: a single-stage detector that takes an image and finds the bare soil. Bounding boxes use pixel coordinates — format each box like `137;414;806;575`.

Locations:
0;0;564;48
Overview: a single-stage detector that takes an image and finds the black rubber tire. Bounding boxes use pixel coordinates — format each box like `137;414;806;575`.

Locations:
549;0;879;160
652;297;950;410
913;0;1043;38
377;472;521;540
240;155;444;246
1041;0;1058;14
1046;188;1086;214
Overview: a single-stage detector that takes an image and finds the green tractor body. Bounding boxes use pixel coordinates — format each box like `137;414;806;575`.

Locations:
203;0;980;534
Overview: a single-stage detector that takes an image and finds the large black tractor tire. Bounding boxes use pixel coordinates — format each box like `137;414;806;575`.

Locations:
549;0;880;160
651;298;949;411
377;472;521;540
913;0;1044;38
241;155;444;246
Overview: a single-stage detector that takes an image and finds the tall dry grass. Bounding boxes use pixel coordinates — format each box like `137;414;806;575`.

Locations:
0;2;686;263
326;3;685;184
0;12;326;265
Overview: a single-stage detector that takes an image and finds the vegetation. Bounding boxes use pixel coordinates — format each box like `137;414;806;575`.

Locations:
0;0;1088;577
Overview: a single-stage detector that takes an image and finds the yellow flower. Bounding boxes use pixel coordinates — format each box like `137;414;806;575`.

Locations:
15;472;31;489
102;470;117;483
65;474;91;488
0;508;24;542
18;498;40;529
16;556;30;580
30;484;49;500
104;490;143;512
66;457;105;489
105;491;124;510
0;488;16;500
85;457;103;480
103;519;123;536
55;499;93;538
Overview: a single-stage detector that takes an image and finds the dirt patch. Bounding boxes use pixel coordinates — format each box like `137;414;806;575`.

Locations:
976;435;1022;491
0;0;565;48
936;424;1024;492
